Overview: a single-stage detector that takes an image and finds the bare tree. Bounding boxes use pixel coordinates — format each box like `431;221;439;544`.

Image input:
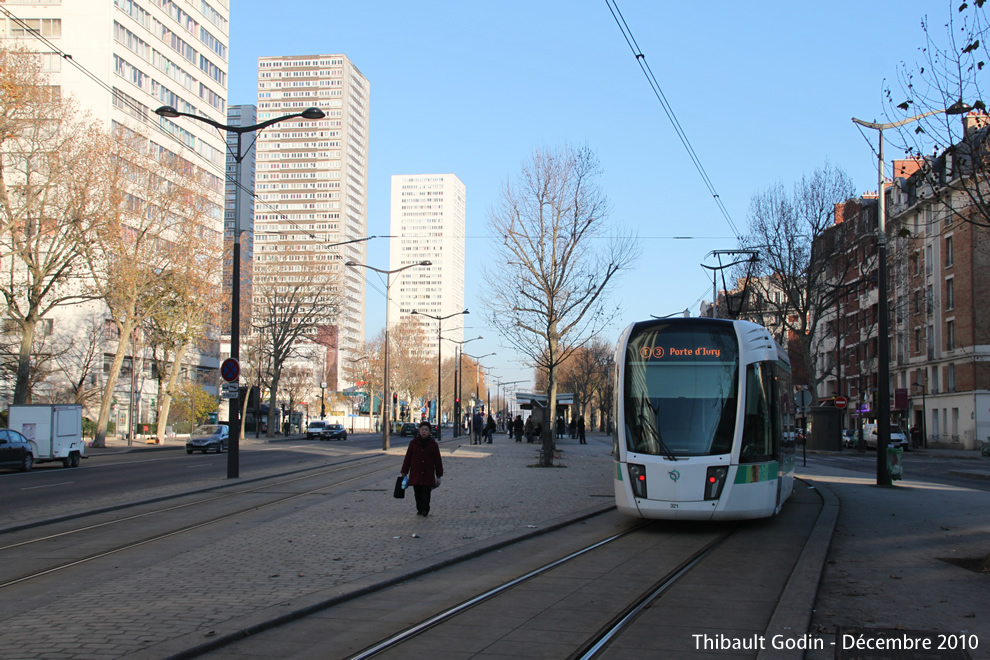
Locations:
85;130;221;447
883;1;990;229
483;145;637;466
48;312;105;409
558;338;613;426
0;47;109;403
740;163;858;404
251;272;341;438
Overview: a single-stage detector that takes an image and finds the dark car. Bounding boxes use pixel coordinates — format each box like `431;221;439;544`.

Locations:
185;424;228;454
323;423;347;441
0;428;34;472
306;421;329;440
400;422;418;437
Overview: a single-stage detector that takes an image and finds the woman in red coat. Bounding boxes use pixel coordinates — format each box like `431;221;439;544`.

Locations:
400;421;444;516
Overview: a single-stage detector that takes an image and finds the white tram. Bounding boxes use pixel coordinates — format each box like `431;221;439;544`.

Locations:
613;317;796;520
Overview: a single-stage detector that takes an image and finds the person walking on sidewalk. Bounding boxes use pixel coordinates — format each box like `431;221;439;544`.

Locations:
400;421;444;517
513;415;524;442
524;415;534;443
578;416;586;444
471;411;484;445
485;413;496;444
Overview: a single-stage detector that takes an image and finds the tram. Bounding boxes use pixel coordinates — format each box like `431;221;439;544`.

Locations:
613;317;796;520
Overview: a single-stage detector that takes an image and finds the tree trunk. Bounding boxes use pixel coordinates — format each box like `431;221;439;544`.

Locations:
266;365;282;438
542;364;558;468
12;318;37;405
156;340;190;443
93;319;136;448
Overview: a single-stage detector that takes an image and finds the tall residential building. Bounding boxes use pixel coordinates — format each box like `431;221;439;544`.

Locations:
0;1;229;426
389;174;466;359
225;104;257;334
253;54;370;390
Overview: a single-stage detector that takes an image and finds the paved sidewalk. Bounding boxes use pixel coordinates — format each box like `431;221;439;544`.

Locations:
796;458;990;659
0;434;617;659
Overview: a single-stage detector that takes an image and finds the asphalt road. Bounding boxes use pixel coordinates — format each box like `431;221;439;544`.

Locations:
799;448;990;492
0;434;388;527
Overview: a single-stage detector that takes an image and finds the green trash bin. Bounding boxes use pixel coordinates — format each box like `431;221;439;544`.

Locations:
886;446;903;481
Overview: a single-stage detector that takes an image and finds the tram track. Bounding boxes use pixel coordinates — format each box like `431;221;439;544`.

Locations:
0;456;399;591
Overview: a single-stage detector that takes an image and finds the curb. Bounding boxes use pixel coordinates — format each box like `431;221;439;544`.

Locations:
757;477;840;660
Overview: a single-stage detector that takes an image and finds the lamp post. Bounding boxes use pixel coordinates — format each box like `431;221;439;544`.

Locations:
320;381;327;420
346;260;431;450
444;335;482;436
463;352;496;414
155;104;325;479
912;381;928;449
499;380;527;429
411;309;469;441
852;100;970;486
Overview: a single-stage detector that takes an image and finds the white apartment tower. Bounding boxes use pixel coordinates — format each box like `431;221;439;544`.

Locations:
389;174;466;359
0;1;229;420
253;54;370;389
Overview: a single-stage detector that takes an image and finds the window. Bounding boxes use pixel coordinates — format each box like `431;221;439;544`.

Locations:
9;18;61;37
948;364;955;393
945;236;953;267
946;319;955;350
945;278;954;310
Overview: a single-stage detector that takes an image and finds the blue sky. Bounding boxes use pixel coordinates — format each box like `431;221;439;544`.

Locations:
230;1;965;389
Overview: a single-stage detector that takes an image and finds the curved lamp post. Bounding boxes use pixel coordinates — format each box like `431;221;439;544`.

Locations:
155;104;325;478
346;260;431;450
463;352;496;412
444;335;482;436
411;309;469;441
852;99;970;486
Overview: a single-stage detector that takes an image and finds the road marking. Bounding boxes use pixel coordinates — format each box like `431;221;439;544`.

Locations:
21;481;74;491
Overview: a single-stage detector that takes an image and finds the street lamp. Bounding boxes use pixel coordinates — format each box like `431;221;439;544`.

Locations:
463;352;496;413
498;380;527;428
155;104;325;479
320;381;327;420
444;335;482;436
411;309;469;441
912;381;928;449
852;99;970;486
346;260;431;450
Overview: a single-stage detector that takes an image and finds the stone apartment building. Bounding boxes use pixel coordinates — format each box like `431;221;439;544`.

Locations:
813;114;990;448
884;116;990;449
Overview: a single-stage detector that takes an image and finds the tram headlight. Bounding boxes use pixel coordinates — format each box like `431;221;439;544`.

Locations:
705;466;728;500
627;463;647;499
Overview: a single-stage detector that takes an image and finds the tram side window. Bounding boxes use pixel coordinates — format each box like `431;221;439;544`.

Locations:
741;363;778;463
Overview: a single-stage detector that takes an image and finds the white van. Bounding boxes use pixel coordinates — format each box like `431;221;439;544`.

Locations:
863;423;909;450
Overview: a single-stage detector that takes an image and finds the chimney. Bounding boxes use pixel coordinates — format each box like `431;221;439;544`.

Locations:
964;109;989;138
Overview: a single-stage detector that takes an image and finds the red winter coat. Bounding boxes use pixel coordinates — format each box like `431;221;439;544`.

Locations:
400;436;443;486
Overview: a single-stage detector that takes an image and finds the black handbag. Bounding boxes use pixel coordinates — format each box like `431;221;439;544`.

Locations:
393;476;405;499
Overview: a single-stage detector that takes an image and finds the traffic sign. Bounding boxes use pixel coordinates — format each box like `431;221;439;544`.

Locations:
795;390;812;408
221;390;237;400
221;382;239;393
220;358;240;383
835;396;848;409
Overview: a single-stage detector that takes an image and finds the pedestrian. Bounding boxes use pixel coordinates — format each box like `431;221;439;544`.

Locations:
283;419;290;436
471;410;484;445
578;416;586;444
400;421;444;517
485;413;496;444
557;416;565;439
513;415;524;442
524;415;534;443
569;418;576;439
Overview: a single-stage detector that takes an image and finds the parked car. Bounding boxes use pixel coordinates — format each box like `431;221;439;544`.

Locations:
323;423;347;441
863;423;909;450
842;429;858;448
306;421;329;440
399;422;419;437
186;424;228;454
0;428;34;472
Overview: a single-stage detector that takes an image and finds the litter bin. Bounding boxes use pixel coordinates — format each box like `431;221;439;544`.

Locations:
886;446;903;481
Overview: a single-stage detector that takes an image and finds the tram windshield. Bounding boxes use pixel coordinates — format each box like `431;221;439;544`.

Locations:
624;322;739;457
